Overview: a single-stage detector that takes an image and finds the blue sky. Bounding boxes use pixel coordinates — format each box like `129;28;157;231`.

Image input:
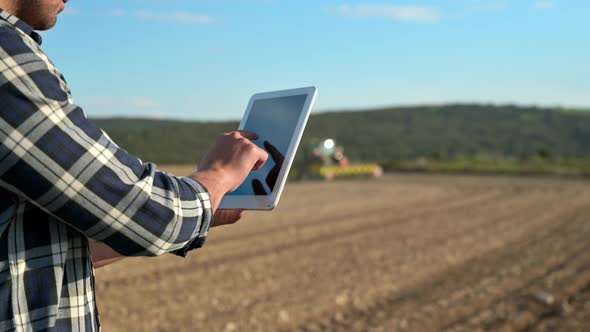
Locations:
42;0;589;120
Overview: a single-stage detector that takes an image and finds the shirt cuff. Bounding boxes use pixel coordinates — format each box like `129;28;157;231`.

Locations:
172;176;214;257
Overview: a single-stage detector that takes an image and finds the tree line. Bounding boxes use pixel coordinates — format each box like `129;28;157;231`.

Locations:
93;104;590;165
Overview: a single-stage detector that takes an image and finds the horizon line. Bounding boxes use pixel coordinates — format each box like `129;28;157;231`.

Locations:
88;102;590;122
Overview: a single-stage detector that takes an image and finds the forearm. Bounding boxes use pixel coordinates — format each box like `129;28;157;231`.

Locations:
0;92;213;257
0;29;217;257
190;171;226;212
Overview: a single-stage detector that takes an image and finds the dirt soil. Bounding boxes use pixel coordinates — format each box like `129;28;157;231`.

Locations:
94;173;590;332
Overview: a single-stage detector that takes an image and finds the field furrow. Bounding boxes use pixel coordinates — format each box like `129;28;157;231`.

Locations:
95;174;590;332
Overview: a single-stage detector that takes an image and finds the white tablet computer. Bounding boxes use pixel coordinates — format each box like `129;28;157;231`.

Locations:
219;86;317;210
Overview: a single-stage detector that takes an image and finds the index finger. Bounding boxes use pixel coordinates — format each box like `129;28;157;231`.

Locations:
238;130;259;141
253;145;269;171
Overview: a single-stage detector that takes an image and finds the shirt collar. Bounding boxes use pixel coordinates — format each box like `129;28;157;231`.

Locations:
0;8;43;45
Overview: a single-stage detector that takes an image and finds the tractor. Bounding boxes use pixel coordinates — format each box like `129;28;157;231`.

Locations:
293;138;383;181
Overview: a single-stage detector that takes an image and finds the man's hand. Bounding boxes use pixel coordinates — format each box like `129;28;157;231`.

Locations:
212;209;244;227
89;240;124;268
191;131;268;211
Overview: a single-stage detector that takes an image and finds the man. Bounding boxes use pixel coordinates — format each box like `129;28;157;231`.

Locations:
0;0;269;330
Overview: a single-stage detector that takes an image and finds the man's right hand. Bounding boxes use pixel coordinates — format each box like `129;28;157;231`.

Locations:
191;131;269;211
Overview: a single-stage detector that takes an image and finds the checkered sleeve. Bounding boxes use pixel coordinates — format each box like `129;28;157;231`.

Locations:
0;23;212;257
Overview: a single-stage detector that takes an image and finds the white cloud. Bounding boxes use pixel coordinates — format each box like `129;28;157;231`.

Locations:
533;1;557;10
126;97;161;109
472;0;511;11
85;97;161;110
332;4;442;23
109;9;127;17
134;10;215;25
75;8;215;25
62;6;81;16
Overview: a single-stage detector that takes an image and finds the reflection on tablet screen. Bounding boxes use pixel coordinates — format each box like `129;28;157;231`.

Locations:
229;94;308;196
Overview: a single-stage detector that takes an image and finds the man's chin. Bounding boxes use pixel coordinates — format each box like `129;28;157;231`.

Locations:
34;17;58;31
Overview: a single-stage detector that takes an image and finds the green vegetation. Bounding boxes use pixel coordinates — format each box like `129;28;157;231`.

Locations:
92;104;590;175
385;155;590;177
93;119;237;164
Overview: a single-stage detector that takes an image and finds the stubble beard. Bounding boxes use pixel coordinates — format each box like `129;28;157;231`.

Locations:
17;0;59;30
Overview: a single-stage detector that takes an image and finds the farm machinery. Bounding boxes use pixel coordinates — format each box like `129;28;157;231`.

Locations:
293;138;383;181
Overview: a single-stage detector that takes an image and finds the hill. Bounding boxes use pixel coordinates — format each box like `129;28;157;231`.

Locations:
92;104;590;165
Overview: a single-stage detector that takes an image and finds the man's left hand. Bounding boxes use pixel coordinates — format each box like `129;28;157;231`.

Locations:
212;209;244;227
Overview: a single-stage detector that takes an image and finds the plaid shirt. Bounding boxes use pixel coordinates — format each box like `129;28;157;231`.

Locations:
0;9;213;331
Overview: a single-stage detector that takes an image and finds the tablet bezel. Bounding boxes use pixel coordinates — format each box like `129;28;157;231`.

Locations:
219;86;317;210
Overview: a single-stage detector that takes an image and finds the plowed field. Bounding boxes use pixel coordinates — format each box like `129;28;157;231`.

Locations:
95;174;590;331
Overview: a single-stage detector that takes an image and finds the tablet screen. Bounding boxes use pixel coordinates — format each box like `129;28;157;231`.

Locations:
229;94;308;196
